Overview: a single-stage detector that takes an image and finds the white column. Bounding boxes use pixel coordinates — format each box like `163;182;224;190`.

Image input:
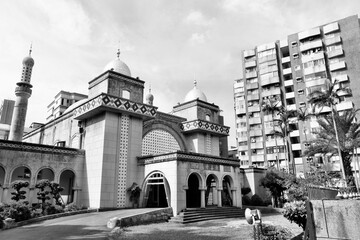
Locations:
212;186;217;205
200;189;206;208
217;188;222;207
231;190;237;207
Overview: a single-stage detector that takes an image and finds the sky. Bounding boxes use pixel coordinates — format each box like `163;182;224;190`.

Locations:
1;0;360;147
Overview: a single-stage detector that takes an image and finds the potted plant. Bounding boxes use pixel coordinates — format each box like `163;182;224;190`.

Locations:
127;182;141;208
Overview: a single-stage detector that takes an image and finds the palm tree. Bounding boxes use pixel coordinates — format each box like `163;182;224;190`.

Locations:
304;109;360;187
262;97;282;170
308;79;351;182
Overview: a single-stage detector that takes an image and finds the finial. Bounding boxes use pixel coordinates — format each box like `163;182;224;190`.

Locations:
29;43;33;56
149;82;152;93
116;48;120;58
194;79;197;87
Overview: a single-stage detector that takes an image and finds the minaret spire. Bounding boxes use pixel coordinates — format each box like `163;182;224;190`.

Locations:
9;47;35;141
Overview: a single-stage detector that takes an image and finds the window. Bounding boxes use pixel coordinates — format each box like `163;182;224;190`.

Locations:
291;41;298;47
205;114;211;121
299;102;306;107
298;89;304;95
122;90;130;99
293;53;299;59
295;65;301;71
296;77;303;83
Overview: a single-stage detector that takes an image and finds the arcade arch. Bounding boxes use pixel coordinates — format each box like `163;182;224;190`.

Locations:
59;169;75;204
142;172;170;208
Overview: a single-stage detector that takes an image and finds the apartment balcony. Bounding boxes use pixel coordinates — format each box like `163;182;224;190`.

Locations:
248;105;260;112
251;154;265;162
266;139;285;147
238;145;248;151
330;61;346;72
245;60;257;69
258;54;277;64
301;51;324;63
294;157;303;164
247;93;260;101
283;67;292;75
305;78;327;88
332;74;348;83
303;64;326;75
280;39;288;48
298;27;321;40
289;130;300;137
251;141;264;149
263;114;280;122
244;49;255;58
246;82;259;90
235;107;246;115
287;104;296;111
281;56;290;64
260;76;280;87
337;89;352;97
327;48;344;58
267;153;286;161
246;71;257;79
299;39;323;52
336;101;354;111
324;36;342;46
249;129;262;137
292;143;302;150
240;155;249;161
285;92;295;99
261;88;281;98
259;65;278;75
323;22;339;34
284;79;294;86
234;81;244;89
237;135;248;142
249;117;261;125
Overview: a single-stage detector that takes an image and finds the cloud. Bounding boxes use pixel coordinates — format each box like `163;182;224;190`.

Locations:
184;10;214;26
189;32;206;45
34;0;92;45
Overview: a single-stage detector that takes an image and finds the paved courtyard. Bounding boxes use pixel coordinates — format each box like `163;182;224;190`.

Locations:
0;209;302;240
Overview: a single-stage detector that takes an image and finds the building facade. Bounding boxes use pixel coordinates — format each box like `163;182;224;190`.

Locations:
234;15;360;176
0;49;244;215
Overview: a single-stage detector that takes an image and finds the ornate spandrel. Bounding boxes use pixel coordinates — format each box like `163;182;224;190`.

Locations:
73;93;157;120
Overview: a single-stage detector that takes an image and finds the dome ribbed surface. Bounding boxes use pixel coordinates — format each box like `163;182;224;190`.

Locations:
104;58;131;76
184;86;207;102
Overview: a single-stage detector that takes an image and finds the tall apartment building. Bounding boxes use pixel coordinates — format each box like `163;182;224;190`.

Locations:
234;15;360;175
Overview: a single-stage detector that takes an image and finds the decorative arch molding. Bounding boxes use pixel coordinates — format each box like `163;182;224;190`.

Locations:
141;171;171;208
221;174;235;187
35;166;56;182
186;171;205;189
56;168;77;185
143;120;187;152
8;164;33;184
205;173;220;188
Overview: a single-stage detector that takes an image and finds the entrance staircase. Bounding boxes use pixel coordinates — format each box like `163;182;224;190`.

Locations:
170;206;245;224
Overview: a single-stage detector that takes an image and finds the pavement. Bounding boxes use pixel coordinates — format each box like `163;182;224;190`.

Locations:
0;208;162;240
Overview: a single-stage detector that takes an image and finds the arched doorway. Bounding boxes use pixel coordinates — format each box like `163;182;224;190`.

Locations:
59;170;75;204
143;172;170;207
186;173;201;208
222;175;233;206
205;174;218;206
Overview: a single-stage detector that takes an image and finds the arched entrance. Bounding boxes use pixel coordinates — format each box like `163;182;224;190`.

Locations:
143;172;170;207
59;170;75;204
222;175;233;206
37;168;54;181
205;174;218;206
186;173;201;208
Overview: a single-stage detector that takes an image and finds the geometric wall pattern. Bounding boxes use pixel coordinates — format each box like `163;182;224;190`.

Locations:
180;119;230;136
117;114;129;207
141;129;180;156
205;133;211;154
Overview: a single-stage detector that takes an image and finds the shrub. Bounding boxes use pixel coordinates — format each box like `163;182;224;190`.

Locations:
64;203;86;212
49;182;64;206
44;204;64;215
0;215;4;229
0;202;32;222
283;200;307;230
241;187;251;195
10;180;29;202
261;224;294;240
250;194;264;206
242;195;251;205
35;179;51;213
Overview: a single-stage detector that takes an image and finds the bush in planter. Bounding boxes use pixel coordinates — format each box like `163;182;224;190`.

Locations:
241;187;251;195
35;179;51;214
0;202;32;222
250;194;264;206
127;182;141;207
261;224;294;240
64;203;86;212
242;195;251;205
44;203;64;215
283;200;307;230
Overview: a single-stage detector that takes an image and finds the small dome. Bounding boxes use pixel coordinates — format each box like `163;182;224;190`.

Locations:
146;93;154;102
184;80;207;102
103;49;131;76
22;56;34;67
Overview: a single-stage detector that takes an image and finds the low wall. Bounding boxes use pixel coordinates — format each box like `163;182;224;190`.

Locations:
107;207;173;228
310;200;360;239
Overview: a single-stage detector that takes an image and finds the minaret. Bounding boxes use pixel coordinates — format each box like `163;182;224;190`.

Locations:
9;46;35;141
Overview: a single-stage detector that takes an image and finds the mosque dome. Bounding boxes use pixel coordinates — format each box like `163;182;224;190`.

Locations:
104;49;131;76
146;92;154;102
22;56;34;67
184;80;207;102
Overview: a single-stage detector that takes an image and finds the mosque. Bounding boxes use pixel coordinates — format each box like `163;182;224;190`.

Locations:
0;49;254;215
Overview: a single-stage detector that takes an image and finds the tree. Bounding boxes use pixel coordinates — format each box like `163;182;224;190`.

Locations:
10;180;29;203
49;182;64;206
259;170;286;207
305;109;360;187
308;79;351;182
35;179;51;213
261;97;282;169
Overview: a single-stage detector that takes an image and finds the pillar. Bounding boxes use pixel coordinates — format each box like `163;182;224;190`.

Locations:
1;185;9;203
28;186;35;204
200;188;206;208
212;186;217;205
217;188;222;207
231;189;237;207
